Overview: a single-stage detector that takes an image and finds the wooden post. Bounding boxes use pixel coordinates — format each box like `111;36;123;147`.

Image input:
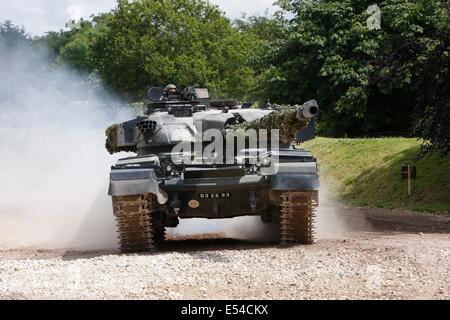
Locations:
408;164;412;196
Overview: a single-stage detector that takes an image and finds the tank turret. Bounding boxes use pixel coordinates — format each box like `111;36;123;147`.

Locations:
105;86;319;155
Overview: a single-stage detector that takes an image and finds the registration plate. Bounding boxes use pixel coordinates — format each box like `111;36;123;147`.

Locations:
199;193;231;199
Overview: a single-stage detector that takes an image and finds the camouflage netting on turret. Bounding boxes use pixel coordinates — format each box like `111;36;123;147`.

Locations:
105;124;138;155
232;105;309;144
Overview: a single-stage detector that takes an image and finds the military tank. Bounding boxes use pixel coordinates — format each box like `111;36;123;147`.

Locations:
106;85;320;253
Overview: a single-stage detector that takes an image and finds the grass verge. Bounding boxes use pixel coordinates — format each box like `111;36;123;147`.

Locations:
304;137;450;213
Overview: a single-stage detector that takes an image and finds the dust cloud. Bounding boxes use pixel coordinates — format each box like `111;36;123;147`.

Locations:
0;45;131;250
170;187;352;243
316;187;350;239
169;217;281;243
0;128;128;250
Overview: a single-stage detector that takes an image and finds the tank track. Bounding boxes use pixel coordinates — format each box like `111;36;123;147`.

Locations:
153;222;166;249
280;191;318;245
112;194;165;253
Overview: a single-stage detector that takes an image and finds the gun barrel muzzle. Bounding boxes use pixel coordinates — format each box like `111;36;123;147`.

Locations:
299;100;320;119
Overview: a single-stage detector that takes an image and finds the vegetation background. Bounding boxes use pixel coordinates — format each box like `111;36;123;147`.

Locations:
0;0;449;211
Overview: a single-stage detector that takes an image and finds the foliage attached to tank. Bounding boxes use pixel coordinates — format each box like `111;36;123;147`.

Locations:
105;124;137;155
232;105;309;144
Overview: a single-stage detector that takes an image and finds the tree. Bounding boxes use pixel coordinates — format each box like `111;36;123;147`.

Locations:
0;21;32;72
0;21;30;48
260;0;449;144
372;0;449;153
235;11;290;101
91;0;255;100
35;14;113;73
414;34;450;155
264;0;384;136
0;21;34;106
410;2;450;154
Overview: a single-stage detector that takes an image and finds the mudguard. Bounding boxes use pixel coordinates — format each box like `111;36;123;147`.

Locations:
269;162;320;191
108;168;168;204
270;173;319;191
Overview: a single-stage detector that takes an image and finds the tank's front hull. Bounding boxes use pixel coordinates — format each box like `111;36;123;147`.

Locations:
108;149;320;253
163;175;269;219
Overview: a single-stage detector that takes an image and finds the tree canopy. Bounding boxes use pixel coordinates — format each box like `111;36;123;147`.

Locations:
248;0;449;153
0;21;33;73
90;0;255;100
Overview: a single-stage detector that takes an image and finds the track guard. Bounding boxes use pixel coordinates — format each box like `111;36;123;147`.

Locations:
269;168;319;245
270;173;319;192
108;168;168;205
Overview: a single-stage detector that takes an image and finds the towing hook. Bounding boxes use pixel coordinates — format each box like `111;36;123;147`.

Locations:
170;194;182;215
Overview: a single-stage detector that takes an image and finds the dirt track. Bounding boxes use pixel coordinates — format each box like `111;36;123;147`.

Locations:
0;207;449;300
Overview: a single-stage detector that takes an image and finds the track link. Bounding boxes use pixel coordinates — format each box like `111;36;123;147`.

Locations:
280;191;318;245
112;194;165;253
153;220;166;249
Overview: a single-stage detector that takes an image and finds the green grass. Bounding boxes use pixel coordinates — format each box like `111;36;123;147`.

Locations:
304;137;450;213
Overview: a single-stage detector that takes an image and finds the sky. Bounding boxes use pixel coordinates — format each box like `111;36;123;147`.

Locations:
0;0;279;36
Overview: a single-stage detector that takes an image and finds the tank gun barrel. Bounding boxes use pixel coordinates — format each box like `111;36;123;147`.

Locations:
232;100;320;144
298;100;320;120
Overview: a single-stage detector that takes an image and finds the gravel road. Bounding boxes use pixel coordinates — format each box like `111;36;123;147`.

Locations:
0;207;449;300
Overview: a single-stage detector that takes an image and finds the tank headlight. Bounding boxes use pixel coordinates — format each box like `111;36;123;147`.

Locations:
165;164;174;173
261;157;272;167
